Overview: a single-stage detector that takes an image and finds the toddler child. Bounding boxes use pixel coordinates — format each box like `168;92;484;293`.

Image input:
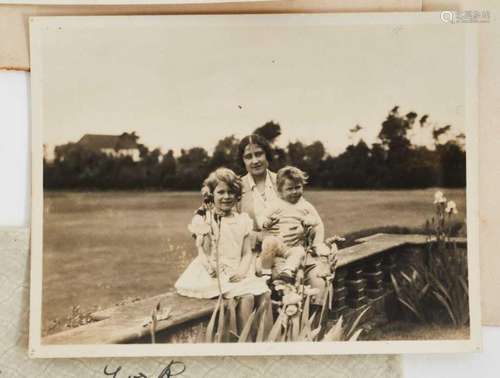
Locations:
257;166;332;283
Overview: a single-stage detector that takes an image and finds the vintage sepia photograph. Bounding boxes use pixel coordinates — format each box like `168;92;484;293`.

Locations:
29;13;480;357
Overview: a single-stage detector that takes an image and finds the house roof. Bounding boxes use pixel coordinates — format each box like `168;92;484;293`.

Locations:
77;134;139;150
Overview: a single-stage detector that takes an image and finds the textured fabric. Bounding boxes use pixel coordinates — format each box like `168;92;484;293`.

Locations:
258;196;325;247
271;253;331;305
175;255;269;299
190;212;253;273
262;236;306;274
239;170;278;230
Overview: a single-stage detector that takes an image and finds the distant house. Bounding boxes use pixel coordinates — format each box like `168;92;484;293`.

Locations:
77;133;141;162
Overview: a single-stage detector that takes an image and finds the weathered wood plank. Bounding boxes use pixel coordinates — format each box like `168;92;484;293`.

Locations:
355;233;428;244
43;292;217;344
337;233;466;267
356;233;466;245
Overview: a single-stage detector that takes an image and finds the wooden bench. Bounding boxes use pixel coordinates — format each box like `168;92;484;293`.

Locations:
42;233;466;345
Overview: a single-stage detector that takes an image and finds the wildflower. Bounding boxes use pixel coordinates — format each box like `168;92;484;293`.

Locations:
201;185;213;204
285;304;298;316
282;292;302;306
434;191;447;204
303;286;321;297
445;200;458;215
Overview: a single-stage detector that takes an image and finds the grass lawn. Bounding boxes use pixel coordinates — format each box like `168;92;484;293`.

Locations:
42;188;466;335
364;321;469;341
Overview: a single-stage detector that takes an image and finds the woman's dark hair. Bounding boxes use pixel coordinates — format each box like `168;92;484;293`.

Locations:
237;134;273;167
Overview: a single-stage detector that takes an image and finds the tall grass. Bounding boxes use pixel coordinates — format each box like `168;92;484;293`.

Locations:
204;295;369;343
391;192;469;326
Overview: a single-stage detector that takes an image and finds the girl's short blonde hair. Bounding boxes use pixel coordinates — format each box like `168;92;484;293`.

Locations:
202;167;243;201
276;166;308;191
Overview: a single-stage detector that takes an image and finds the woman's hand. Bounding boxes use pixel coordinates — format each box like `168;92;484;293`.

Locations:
262;209;281;230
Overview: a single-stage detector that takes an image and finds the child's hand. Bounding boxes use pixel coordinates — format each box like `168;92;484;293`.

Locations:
325;235;346;246
262;211;280;230
229;273;246;283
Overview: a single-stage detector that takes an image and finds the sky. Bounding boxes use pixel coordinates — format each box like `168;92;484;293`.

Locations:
40;16;467;157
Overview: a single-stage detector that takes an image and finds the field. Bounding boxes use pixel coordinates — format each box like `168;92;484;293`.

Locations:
42;189;466;335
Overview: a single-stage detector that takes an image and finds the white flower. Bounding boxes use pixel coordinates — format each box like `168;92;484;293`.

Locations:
201;185;213;204
434;191;447;204
445;200;458;215
285;304;298;316
282;292;302;306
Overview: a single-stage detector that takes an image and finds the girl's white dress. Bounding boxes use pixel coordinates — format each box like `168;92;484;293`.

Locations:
175;212;269;299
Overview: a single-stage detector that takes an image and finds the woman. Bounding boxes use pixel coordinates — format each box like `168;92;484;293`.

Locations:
237;134;331;311
238;134;279;231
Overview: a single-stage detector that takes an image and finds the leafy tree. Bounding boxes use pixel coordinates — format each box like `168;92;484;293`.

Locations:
378;107;418;186
285;140;326;186
437;141;466;187
160;150;177;188
253;121;281;144
287;141;307;171
327;140;373;188
209;135;240;173
432;125;452;145
44;113;466;190
176;147;210;189
378;107;413;151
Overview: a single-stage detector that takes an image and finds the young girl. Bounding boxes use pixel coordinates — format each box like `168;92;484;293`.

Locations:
175;167;270;300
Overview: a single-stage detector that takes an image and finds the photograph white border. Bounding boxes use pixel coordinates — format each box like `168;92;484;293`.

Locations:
1;0;267;5
29;12;481;358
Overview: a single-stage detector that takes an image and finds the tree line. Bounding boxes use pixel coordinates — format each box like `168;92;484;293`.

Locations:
44;106;466;190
